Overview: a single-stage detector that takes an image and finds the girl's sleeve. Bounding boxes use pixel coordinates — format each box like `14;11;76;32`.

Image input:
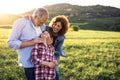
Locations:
31;44;46;65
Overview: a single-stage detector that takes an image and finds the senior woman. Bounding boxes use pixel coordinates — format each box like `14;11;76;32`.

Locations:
47;15;69;80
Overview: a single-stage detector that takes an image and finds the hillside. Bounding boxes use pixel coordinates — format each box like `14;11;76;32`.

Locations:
0;3;120;31
44;3;120;22
1;3;120;24
21;3;120;31
20;3;120;23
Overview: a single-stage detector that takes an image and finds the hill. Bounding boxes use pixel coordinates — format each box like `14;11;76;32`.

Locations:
1;3;120;24
0;3;120;31
21;3;120;31
20;3;120;23
44;3;120;22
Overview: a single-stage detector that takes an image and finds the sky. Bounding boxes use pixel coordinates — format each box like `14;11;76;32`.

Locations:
0;0;120;14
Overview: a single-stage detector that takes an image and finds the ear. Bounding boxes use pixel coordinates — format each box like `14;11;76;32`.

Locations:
34;15;38;19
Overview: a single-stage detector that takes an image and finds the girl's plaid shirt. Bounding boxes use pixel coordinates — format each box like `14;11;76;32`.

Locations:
32;43;56;80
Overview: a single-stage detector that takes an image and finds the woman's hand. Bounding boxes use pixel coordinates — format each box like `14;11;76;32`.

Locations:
23;15;29;19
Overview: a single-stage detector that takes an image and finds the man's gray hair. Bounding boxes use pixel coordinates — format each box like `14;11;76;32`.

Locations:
32;8;49;18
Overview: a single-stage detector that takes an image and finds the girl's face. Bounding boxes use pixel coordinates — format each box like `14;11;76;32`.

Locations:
52;22;62;33
41;31;53;45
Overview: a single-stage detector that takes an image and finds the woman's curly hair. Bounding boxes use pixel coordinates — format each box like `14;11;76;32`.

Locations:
49;15;69;35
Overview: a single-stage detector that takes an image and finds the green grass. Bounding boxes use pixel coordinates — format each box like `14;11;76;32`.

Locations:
0;25;12;29
61;29;120;80
0;26;120;80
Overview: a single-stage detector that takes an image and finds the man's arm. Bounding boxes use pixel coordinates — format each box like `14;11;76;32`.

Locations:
7;18;26;50
7;18;44;49
20;37;43;48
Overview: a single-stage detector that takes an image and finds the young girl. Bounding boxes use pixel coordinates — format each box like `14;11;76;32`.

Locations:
32;31;57;80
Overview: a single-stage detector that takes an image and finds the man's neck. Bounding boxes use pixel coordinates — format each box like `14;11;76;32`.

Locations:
31;16;44;27
31;16;36;26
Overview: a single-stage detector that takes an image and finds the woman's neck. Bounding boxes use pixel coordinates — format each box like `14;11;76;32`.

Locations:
53;33;58;37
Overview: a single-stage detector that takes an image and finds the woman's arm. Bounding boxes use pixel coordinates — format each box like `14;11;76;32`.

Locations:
54;36;65;56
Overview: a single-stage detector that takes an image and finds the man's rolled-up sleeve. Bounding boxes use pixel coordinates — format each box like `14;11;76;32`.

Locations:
7;18;26;50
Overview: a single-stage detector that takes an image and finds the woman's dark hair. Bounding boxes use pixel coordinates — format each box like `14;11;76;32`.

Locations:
49;15;69;35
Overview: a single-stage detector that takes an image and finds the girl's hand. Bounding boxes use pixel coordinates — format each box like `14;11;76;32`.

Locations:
53;60;58;65
48;62;56;68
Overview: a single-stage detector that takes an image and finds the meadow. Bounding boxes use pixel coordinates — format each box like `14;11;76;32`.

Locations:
0;26;120;80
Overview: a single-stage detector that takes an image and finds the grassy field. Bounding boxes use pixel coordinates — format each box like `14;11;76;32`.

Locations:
0;26;120;80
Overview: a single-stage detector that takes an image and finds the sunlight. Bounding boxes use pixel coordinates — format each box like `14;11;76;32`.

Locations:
0;0;120;14
0;0;44;14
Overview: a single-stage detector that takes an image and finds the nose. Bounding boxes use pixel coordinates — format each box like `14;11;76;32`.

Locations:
54;24;57;28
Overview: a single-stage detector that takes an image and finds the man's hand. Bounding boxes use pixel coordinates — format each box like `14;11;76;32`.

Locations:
24;15;29;19
33;37;44;44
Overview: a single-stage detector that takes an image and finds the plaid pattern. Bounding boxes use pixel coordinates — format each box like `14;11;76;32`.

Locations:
32;43;56;80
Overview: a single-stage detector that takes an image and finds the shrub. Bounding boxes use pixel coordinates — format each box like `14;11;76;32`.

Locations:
72;26;79;31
